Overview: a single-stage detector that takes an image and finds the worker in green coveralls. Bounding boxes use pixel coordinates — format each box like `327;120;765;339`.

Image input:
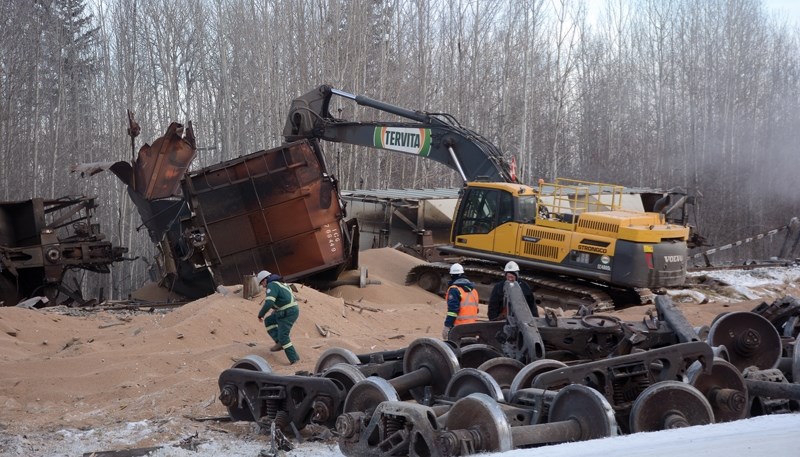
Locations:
256;270;300;365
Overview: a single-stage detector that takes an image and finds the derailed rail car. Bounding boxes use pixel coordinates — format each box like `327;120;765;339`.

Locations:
178;139;359;294
76;120;358;299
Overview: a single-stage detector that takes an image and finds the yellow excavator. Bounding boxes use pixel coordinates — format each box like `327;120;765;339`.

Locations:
283;85;694;310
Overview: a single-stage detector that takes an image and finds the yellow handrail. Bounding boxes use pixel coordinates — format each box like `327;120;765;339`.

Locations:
538;178;625;217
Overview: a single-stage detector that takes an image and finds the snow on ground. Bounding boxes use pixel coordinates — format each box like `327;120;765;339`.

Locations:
486;413;800;457
682;264;800;302
1;422;344;456
688;264;800;289
5;412;796;456
0;417;345;456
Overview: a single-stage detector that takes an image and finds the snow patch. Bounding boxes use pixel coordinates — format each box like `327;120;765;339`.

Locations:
685;265;800;301
689;265;800;288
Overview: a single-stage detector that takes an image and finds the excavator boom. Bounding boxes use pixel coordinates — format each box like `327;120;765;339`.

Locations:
283;85;515;183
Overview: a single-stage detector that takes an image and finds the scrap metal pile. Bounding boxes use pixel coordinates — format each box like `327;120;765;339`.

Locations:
217;287;800;456
0;196;128;306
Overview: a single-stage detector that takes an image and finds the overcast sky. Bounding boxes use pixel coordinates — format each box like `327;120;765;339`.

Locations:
585;0;800;26
761;0;800;24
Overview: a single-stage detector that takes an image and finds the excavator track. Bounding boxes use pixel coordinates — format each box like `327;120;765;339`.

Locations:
407;260;654;312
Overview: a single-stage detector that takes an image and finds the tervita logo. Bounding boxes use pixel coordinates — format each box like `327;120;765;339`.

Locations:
374;127;432;156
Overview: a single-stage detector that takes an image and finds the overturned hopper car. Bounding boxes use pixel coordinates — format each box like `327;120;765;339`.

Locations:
176;139;359;296
75;121;358;299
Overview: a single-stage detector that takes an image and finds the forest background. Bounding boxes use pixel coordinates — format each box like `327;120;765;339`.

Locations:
1;0;799;300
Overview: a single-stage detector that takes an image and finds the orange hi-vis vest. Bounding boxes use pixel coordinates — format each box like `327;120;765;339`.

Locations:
447;285;480;325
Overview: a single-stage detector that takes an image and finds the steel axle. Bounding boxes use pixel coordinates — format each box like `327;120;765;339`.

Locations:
437;385;618;455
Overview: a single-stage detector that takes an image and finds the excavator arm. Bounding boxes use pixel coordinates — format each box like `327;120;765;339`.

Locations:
283;85;516;183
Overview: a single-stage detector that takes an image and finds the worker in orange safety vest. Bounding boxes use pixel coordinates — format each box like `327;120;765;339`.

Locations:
441;263;480;340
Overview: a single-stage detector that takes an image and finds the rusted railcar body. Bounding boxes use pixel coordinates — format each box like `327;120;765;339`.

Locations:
74;120;357;299
181;140;356;288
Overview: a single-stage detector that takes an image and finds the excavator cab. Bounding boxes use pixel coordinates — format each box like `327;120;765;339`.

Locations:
452;187;507;235
451;182;541;256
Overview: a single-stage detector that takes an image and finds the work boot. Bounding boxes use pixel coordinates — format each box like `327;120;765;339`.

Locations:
269;343;282;352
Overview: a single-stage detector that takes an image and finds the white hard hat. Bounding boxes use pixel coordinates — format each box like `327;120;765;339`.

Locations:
256;270;270;284
504;261;520;273
449;263;465;275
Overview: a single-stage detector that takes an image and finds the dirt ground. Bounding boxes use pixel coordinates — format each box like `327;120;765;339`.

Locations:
0;249;798;456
